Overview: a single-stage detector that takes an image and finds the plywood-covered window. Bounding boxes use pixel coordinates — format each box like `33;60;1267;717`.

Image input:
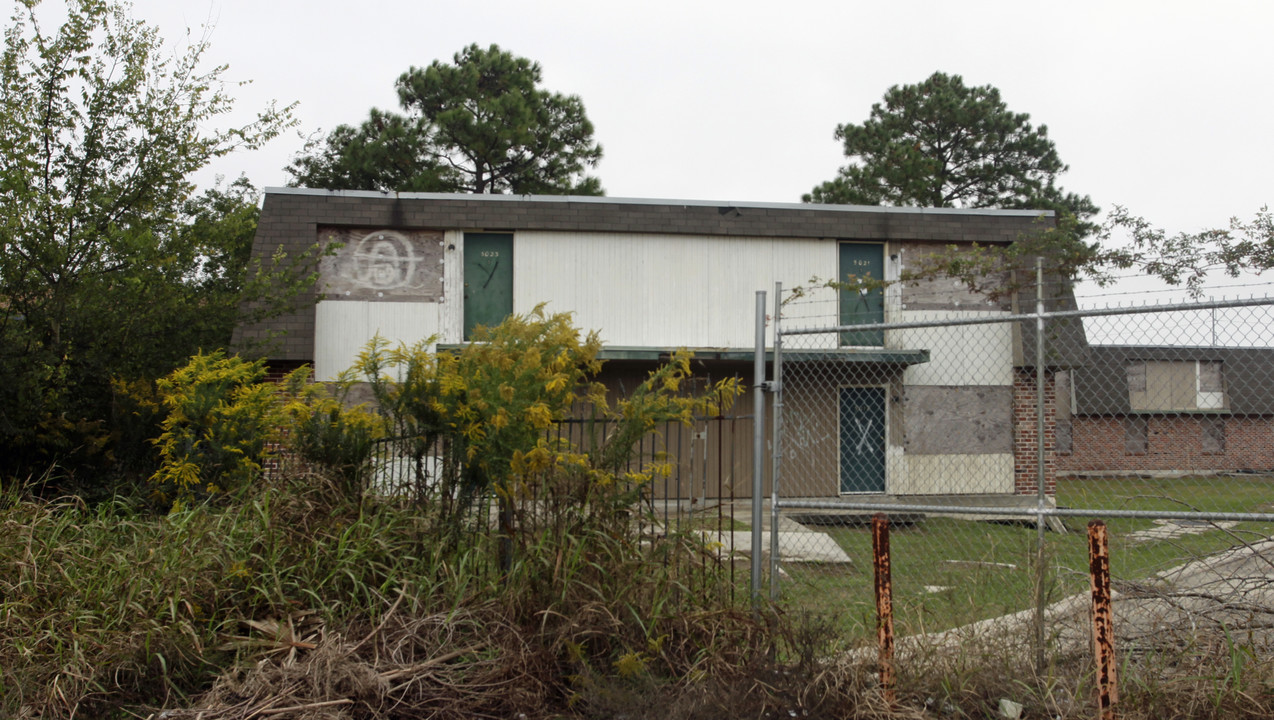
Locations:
1127;361;1227;412
1125;416;1148;454
1055;370;1072;454
1201;415;1226;454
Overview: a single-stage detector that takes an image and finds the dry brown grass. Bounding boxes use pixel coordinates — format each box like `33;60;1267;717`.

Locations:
162;604;919;720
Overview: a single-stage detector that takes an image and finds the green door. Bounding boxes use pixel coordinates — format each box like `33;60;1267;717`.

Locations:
463;233;513;341
838;242;884;346
839;386;886;493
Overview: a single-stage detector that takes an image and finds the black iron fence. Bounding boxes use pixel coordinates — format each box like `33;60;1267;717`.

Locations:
366;413;754;602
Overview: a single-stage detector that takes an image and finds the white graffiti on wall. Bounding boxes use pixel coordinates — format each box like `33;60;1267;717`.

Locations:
783;414;830;461
345;231;428;290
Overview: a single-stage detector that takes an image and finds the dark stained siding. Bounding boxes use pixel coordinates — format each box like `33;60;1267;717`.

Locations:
895;240;1013;312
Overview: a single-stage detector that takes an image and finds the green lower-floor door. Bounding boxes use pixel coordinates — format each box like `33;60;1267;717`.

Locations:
839;386;886;493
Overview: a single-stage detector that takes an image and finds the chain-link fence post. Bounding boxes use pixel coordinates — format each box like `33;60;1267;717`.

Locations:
770;282;784;601
751;290;766;605
1033;257;1048;673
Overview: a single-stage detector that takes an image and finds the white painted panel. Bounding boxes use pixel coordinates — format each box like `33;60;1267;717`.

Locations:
1197;391;1224;410
885;443;905;494
894;454;1014;494
439;230;464;344
896;310;1014;386
315;301;440;380
513;231;837;348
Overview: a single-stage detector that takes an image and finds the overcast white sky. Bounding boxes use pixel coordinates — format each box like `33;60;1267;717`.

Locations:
122;0;1274;304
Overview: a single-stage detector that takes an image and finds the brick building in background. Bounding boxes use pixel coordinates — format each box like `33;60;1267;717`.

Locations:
1058;345;1274;476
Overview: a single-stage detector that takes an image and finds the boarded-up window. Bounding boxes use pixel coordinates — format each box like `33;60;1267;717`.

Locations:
1128;361;1227;412
318;228;445;302
1055;370;1072;454
1202;416;1226;454
1198;362;1225;409
1125;416;1148;454
1126;362;1147;393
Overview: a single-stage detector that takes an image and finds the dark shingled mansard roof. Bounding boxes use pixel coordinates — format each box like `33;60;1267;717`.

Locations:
1014;277;1091;370
232;188;1057;362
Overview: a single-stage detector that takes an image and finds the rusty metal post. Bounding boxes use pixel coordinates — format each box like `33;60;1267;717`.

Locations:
1088;520;1118;720
872;513;896;705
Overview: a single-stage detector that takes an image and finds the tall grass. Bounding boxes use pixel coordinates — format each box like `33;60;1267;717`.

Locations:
0;471;475;716
0;461;778;718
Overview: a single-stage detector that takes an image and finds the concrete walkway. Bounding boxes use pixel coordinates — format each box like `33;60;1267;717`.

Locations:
702;529;852;564
653;501;854;563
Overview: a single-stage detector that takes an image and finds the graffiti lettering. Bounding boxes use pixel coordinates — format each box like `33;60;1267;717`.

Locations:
784;415;830;461
347;231;426;290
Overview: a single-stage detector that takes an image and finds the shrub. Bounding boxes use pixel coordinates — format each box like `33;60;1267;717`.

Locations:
151;351;279;503
1;311;761;717
278;366;384;501
355;306;742;570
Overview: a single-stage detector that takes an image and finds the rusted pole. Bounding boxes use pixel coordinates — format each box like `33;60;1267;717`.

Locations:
1088;520;1117;720
873;513;896;705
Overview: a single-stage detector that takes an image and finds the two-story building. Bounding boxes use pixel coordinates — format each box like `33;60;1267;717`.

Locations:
234;188;1067;501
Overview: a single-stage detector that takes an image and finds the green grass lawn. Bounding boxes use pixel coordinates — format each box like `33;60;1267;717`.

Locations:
774;476;1274;638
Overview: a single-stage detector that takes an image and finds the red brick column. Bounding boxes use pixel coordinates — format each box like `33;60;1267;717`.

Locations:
1013;367;1056;496
264;360;312;384
262;360;314;479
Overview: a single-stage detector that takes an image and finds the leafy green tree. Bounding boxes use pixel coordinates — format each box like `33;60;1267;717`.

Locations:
805;72;1097;229
0;0;302;486
1097;206;1274;295
287;43;604;195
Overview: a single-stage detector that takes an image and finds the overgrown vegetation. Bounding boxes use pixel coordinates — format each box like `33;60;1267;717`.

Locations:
4;309;851;719
0;0;312;495
772;476;1274;719
6;306;1274;717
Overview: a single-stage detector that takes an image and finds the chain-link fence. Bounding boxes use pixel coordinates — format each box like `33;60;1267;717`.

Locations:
765;278;1274;676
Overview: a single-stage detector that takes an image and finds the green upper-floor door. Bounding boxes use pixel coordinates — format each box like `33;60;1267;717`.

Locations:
838;242;884;346
463;233;513;341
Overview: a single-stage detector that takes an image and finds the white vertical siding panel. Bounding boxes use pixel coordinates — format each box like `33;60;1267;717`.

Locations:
315;301;441;381
315;301;367;380
897;310;1015;386
514;231;836;348
895;454;1014;494
438;230;464;344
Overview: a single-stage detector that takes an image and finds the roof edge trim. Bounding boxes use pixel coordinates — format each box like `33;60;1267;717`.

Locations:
263;187;1055;219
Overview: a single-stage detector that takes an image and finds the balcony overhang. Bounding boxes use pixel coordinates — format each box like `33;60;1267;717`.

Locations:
438;344;930;366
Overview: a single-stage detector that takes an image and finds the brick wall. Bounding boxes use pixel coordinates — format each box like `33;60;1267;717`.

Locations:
1060;414;1274;474
1013;368;1057;495
264;360;312;384
260;360;312;478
